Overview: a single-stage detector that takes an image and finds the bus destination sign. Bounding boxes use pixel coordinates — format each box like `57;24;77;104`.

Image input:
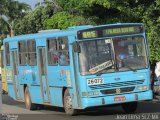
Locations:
103;27;134;36
77;25;144;40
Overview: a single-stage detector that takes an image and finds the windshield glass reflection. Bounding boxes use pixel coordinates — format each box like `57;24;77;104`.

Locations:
78;36;148;75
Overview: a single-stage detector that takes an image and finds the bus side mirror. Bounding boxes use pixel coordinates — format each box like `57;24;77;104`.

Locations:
73;42;81;53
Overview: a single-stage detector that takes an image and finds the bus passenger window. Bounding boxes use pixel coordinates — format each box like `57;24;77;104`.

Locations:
5;43;10;65
58;37;69;66
27;40;36;65
18;41;27;65
47;38;58;65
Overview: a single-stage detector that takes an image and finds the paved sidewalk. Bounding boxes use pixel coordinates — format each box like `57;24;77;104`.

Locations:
0;81;2;113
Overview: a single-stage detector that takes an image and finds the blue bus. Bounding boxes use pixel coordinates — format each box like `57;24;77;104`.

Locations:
3;23;152;115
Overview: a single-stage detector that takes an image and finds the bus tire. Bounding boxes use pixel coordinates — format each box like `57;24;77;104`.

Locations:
63;89;77;115
24;87;37;110
121;102;138;113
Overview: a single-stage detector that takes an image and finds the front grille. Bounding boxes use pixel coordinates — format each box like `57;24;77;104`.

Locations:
89;79;144;90
100;86;135;95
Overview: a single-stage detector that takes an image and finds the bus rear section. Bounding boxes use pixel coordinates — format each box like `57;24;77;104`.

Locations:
72;24;152;113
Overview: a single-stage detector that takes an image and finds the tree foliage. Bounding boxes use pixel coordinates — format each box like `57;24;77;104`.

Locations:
142;1;160;63
0;0;31;38
44;11;96;29
14;4;58;35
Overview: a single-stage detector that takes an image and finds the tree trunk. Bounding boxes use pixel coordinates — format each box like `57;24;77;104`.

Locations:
10;28;14;37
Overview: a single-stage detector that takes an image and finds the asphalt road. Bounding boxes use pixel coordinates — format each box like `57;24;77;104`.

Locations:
1;94;160;120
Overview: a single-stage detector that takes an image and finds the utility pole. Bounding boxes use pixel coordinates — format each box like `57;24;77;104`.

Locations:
0;15;14;37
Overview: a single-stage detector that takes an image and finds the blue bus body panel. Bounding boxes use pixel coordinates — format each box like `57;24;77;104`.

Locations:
8;81;16;100
81;90;152;108
76;68;152;108
49;87;63;107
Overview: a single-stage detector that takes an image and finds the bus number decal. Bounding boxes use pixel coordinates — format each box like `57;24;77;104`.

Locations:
87;78;103;85
82;31;97;38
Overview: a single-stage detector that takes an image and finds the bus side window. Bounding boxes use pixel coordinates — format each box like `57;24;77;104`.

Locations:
27;40;37;65
58;37;69;66
47;38;58;65
18;41;27;65
5;42;10;66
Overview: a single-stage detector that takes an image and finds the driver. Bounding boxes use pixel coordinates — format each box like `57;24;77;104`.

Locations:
117;52;128;67
113;39;129;68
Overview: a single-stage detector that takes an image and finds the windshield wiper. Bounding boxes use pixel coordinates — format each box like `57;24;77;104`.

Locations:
95;67;109;76
124;64;137;72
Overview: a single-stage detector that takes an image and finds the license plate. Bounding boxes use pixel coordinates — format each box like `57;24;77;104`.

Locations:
114;96;126;101
87;78;103;85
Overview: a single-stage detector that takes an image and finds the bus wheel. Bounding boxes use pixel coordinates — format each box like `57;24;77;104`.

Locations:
63;89;77;115
121;102;138;113
24;87;37;110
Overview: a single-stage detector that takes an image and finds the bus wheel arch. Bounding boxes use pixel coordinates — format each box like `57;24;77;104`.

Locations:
24;85;37;110
62;87;67;102
24;84;27;92
63;88;77;115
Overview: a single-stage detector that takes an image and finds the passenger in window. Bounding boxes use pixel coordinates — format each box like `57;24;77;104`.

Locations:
49;47;58;64
59;53;68;65
53;51;58;62
54;55;59;63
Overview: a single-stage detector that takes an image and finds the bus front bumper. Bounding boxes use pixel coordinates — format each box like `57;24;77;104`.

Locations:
80;90;153;109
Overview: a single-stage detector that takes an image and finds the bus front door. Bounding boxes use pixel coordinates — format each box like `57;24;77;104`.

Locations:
11;50;22;100
38;47;50;103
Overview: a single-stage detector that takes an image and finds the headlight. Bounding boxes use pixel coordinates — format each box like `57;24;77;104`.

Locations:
82;91;99;97
88;91;99;96
137;85;148;91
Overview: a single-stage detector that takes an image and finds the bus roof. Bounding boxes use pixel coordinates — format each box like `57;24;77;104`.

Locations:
4;23;143;42
3;26;93;42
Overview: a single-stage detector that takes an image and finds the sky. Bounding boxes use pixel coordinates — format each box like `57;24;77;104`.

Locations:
18;0;44;9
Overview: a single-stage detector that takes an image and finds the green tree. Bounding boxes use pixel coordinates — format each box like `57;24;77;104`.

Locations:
142;1;160;64
14;2;61;35
44;11;95;29
0;0;31;37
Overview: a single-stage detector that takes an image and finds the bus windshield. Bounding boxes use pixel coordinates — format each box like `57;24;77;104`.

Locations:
78;36;148;75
